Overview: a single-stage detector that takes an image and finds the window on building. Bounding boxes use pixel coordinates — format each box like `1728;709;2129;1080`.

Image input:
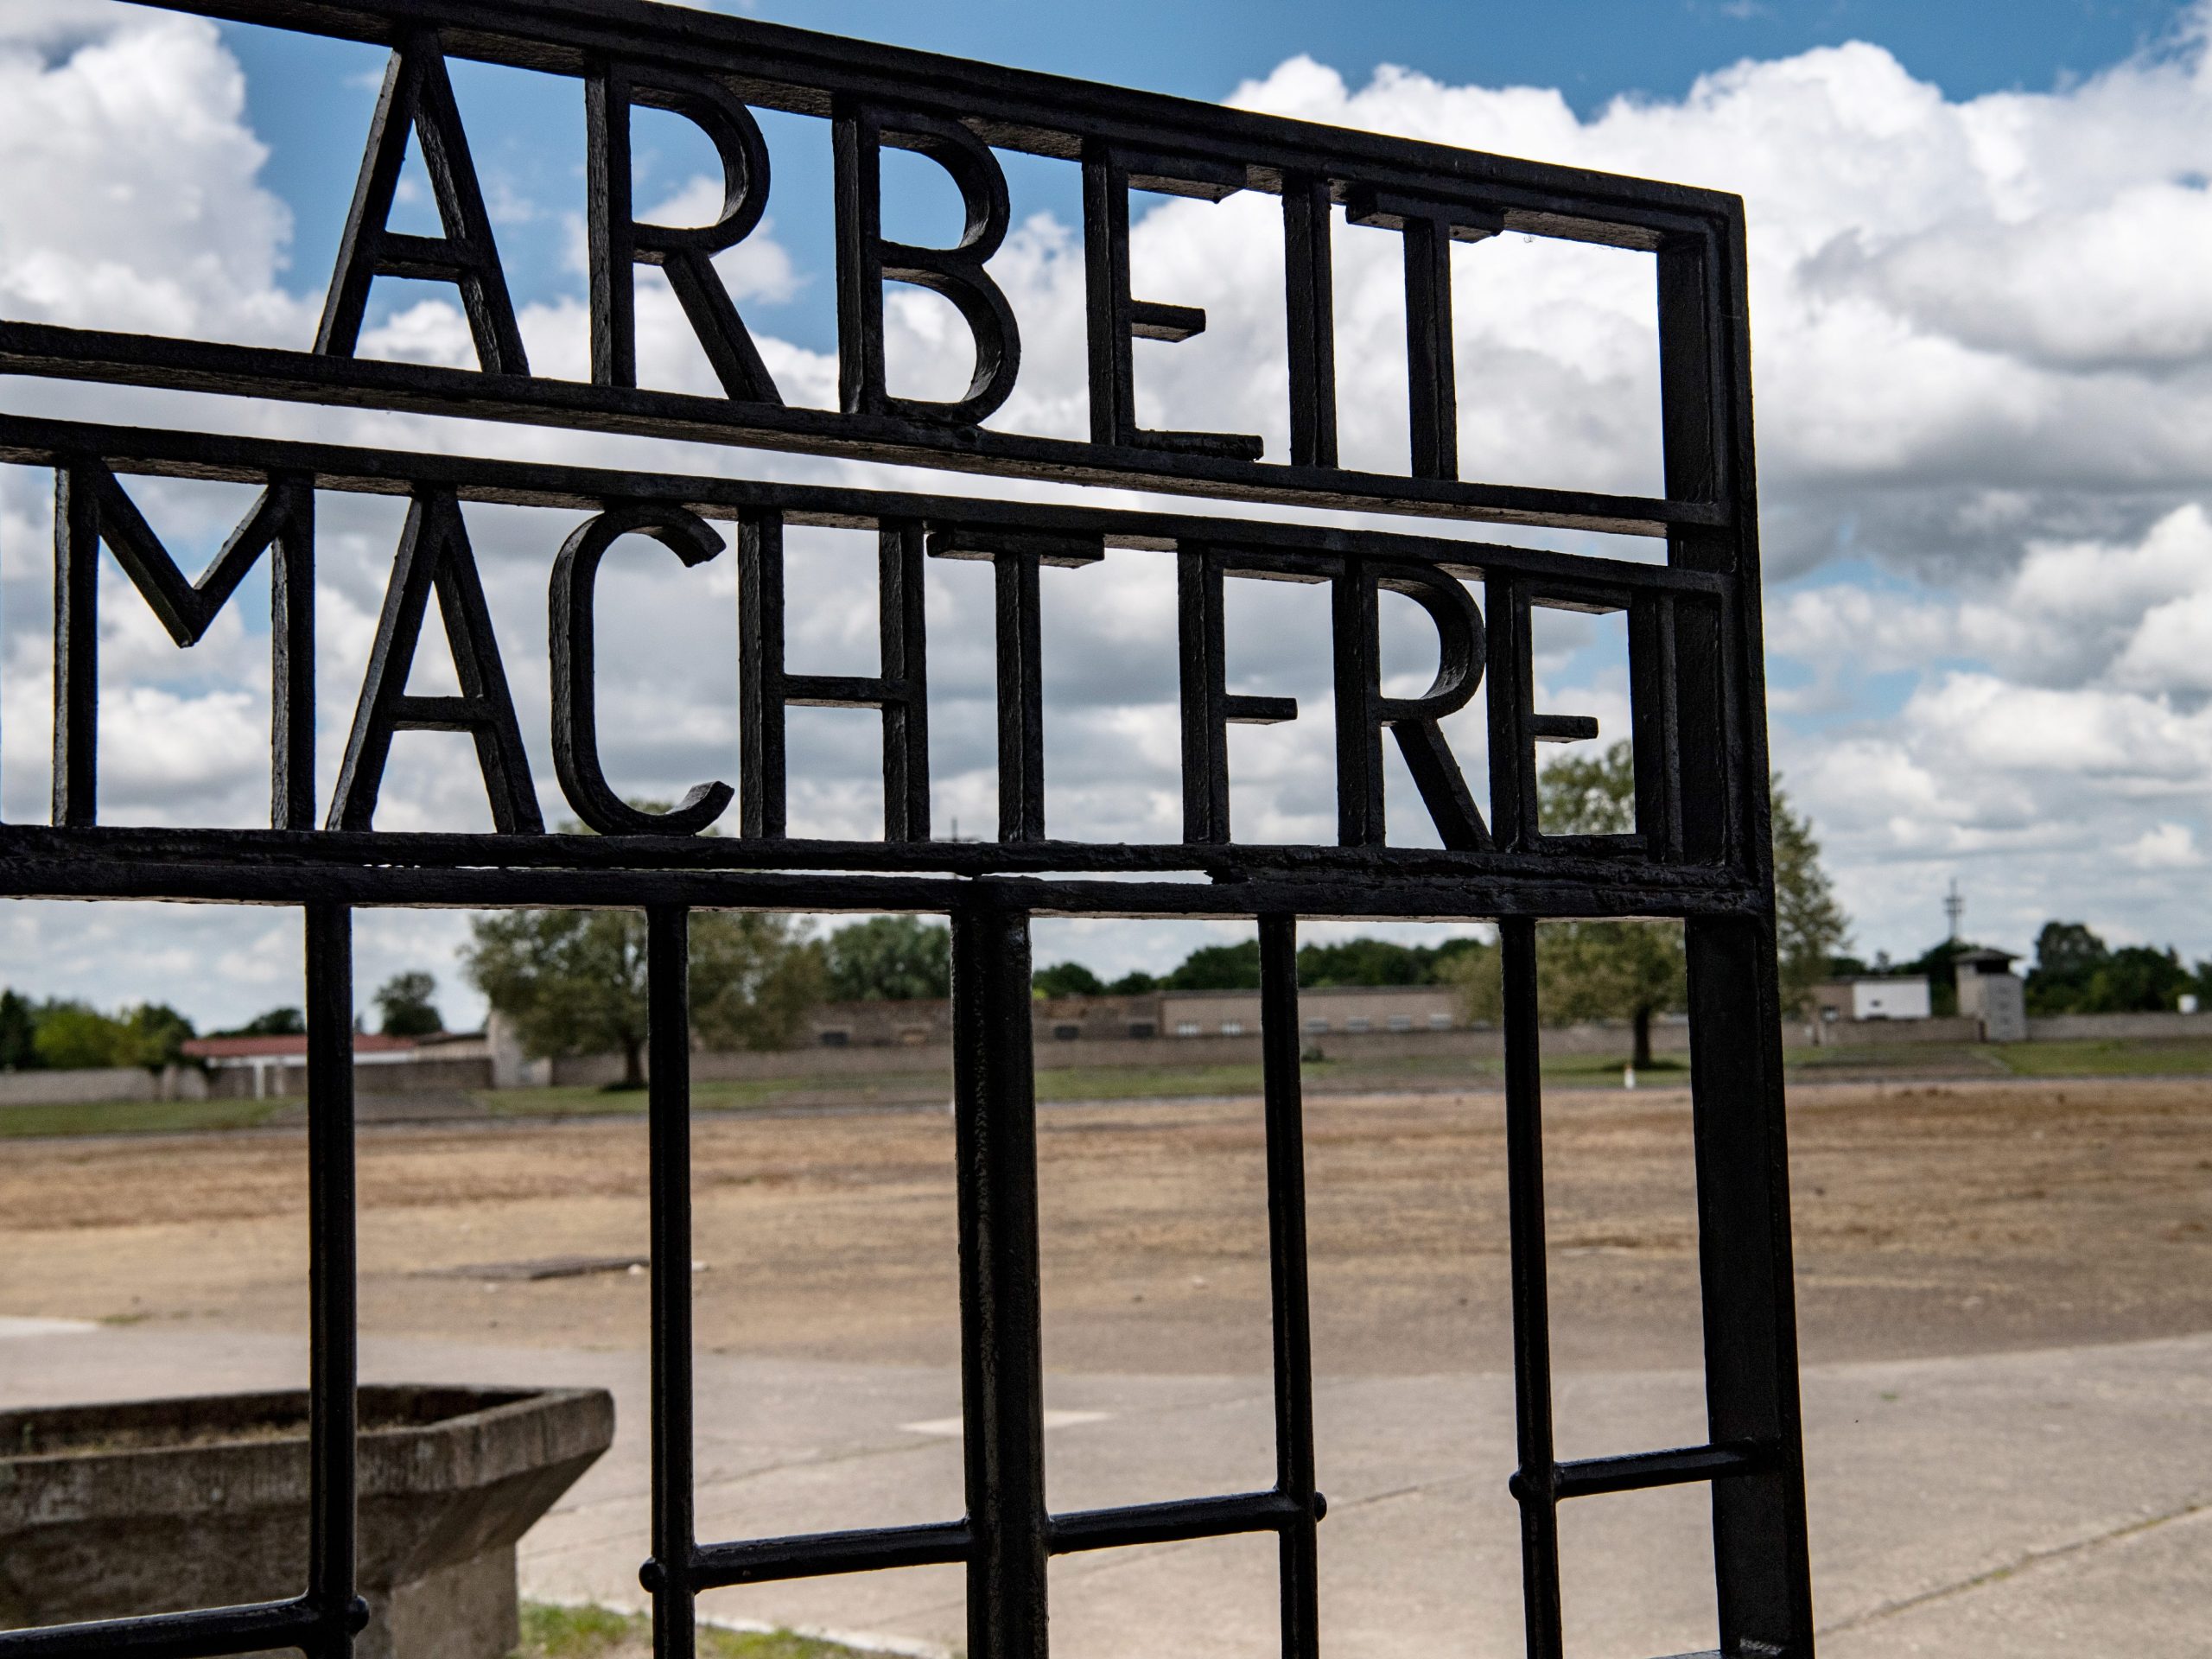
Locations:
1345;1017;1370;1033
818;1030;850;1048
1175;1021;1201;1037
1427;1013;1452;1029
1387;1014;1414;1032
1128;1021;1156;1039
1303;1017;1330;1033
1221;1020;1244;1036
1053;1024;1080;1041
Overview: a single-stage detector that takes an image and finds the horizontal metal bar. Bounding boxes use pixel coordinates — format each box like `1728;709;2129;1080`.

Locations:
676;1487;1319;1592
0;1599;324;1659
683;1520;973;1589
1049;1489;1316;1554
156;0;1738;231
0;850;1764;923
0;413;1734;594
0;823;1744;886
1513;1442;1764;1503
0;359;1723;543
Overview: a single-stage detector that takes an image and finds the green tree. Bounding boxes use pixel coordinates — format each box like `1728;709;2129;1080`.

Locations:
466;910;824;1087
1106;970;1159;995
1163;939;1262;990
1504;743;1852;1056
0;990;42;1070
823;916;951;1001
116;1002;195;1071
1438;938;1504;1026
1540;739;1637;835
1295;935;1483;988
2084;944;2190;1012
1904;938;1978;1016
1771;780;1850;1013
220;1007;306;1038
1033;961;1106;997
32;1001;127;1070
2025;921;2108;1014
691;915;830;1050
1529;742;1684;1068
374;970;445;1037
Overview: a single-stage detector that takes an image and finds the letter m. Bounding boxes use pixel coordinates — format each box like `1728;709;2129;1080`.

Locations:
52;460;315;829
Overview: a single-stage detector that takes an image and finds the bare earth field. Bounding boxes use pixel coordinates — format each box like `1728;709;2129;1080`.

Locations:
3;1076;2209;1371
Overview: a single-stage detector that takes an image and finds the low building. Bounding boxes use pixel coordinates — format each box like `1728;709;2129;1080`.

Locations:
1810;976;1932;1024
1032;995;1161;1044
804;999;955;1049
1955;947;2027;1042
181;1032;424;1097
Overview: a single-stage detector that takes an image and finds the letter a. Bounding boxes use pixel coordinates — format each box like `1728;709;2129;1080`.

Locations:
317;29;529;376
330;488;542;834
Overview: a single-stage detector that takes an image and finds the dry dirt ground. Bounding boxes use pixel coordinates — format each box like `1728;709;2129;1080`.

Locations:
3;1077;2209;1373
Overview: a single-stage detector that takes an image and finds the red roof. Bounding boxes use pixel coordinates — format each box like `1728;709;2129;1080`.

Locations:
183;1033;419;1060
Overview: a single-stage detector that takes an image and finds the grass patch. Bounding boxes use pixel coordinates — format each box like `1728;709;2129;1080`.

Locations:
513;1602;900;1659
0;1096;291;1140
1781;1038;2212;1079
1990;1038;2212;1077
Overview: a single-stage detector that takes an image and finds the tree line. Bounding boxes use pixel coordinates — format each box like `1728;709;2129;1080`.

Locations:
0;972;448;1073
67;766;2205;1084
1031;741;1850;1071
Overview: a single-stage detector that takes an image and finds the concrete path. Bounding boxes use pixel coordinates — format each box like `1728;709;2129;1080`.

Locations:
3;1319;2207;1658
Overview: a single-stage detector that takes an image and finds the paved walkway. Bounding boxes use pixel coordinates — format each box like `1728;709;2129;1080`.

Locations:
3;1319;2208;1657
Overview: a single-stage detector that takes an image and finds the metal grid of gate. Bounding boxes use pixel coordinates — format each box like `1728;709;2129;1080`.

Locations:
0;3;1813;1656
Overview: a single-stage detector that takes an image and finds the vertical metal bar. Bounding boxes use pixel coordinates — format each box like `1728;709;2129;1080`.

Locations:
270;475;317;831
1666;202;1815;1656
1685;918;1814;1656
993;555;1046;843
1402;215;1457;482
1484;575;1537;852
878;521;931;842
1081;142;1134;450
1178;548;1230;845
1281;175;1338;470
1330;562;1382;849
951;900;1049;1659
1499;917;1562;1659
1257;915;1319;1659
1627;594;1681;863
51;462;99;828
646;905;698;1659
303;901;360;1657
738;510;786;839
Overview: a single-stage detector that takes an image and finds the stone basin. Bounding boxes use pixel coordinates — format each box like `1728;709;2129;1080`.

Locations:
0;1383;614;1659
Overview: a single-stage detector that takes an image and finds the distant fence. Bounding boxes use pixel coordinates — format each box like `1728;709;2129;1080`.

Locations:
1800;1015;1983;1048
2024;1011;2212;1042
0;1065;207;1107
0;1057;492;1109
202;1057;496;1099
14;1006;2212;1109
544;1020;1696;1088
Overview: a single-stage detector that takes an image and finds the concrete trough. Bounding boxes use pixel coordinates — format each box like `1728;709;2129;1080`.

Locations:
0;1383;613;1659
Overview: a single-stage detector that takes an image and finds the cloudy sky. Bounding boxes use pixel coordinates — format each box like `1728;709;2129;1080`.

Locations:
3;0;2210;1028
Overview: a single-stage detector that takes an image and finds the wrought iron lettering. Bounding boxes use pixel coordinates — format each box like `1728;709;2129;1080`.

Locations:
328;486;542;834
318;29;528;375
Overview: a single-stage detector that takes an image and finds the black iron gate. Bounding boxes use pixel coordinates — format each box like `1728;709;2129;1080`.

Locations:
0;3;1812;1656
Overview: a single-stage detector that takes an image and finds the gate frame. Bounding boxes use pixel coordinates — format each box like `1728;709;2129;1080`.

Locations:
0;4;1811;1656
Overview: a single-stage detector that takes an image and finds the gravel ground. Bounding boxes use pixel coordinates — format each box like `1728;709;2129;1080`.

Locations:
3;1077;2209;1372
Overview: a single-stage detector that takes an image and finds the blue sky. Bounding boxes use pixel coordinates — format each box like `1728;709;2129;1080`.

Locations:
217;0;2196;355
